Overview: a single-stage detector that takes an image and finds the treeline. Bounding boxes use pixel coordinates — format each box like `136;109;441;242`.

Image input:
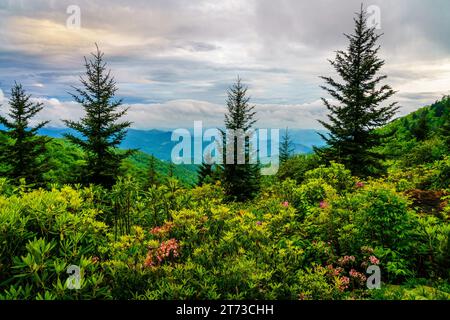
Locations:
0;7;449;202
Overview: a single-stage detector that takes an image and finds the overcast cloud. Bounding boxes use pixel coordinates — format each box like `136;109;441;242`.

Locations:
0;0;449;129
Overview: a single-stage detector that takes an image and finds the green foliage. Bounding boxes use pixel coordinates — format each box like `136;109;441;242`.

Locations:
0;185;110;299
402;138;447;167
414;216;450;279
222;77;260;202
121;151;197;187
379;96;450;168
63;45;134;187
0;83;50;186
145;155;160;188
432;156;450;189
411;110;430;141
315;7;398;177
197;163;217;186
43;139;86;185
280;127;295;164
303;162;354;193
277;154;320;184
0;157;449;300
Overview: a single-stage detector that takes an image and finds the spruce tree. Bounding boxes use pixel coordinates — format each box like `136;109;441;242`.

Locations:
167;162;176;179
197;163;223;186
146;155;160;188
222;77;260;202
315;6;398;177
444;119;450;150
197;163;213;186
280;127;295;164
63;45;134;187
411;110;429;141
0;82;50;185
440;97;450;149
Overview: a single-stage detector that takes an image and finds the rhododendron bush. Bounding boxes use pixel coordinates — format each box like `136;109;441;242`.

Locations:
0;163;448;300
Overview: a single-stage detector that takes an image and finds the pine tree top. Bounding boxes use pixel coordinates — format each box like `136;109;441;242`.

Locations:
0;82;49;135
225;77;257;132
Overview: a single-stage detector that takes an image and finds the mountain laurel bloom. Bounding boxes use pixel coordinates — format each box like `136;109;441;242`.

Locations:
338;255;356;266
150;222;173;237
349;269;367;284
144;238;180;267
339;276;350;291
327;264;344;276
319;201;329;209
369;256;380;265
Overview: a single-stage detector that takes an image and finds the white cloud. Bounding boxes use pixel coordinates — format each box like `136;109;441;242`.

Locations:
11;96;329;130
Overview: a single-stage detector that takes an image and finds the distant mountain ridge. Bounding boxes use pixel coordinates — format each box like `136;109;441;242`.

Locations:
38;128;327;161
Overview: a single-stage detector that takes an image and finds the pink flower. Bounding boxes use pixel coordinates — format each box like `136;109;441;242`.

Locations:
282;201;289;208
339;276;350;291
333;267;343;276
256;221;262;226
349;269;362;278
326;264;343;276
356;181;365;188
150;222;173;236
349;269;367;284
319;201;329;209
369;256;379;265
144;238;180;268
338;255;356;266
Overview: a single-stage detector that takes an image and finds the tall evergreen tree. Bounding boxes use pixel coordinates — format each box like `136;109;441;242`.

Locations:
444;120;450;150
411;110;429;141
197;163;213;186
167;162;176;179
63;45;134;187
146;155;160;188
222;77;260;202
280;127;295;164
315;6;398;177
197;162;223;186
440;96;450;149
0;82;50;185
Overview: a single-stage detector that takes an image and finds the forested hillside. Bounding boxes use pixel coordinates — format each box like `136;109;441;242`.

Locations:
380;96;450;168
0;136;198;187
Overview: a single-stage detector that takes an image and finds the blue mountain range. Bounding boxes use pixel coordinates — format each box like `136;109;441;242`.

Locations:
36;127;327;161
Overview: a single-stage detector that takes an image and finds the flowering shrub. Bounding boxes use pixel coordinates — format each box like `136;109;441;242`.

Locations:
0;166;448;300
150;222;174;238
144;239;180;267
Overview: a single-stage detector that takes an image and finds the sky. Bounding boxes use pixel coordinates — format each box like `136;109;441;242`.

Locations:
0;0;450;129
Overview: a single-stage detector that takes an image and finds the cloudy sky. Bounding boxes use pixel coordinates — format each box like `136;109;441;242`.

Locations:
0;0;449;129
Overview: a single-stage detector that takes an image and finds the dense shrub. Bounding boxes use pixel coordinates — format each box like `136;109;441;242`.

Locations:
303;162;354;193
277;154;321;184
0;163;448;300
